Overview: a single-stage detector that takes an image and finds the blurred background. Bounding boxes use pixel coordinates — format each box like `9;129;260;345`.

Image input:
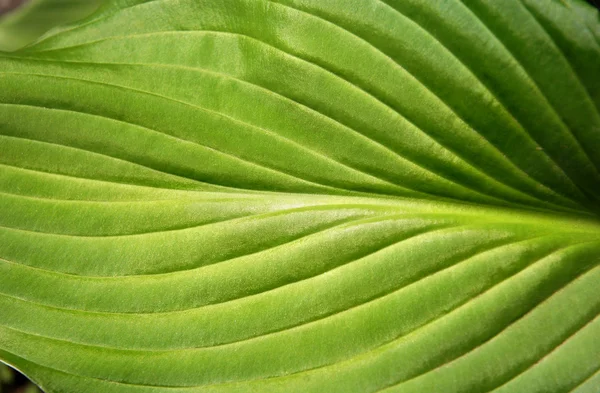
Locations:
0;363;39;393
0;0;103;51
0;0;28;13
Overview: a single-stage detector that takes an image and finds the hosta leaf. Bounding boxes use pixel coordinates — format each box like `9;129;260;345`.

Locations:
1;0;600;392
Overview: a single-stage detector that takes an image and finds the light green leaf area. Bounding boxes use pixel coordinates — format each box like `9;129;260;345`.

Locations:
0;0;600;392
0;0;104;52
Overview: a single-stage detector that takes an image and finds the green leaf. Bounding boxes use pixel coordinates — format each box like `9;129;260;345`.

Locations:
0;0;599;392
24;384;42;393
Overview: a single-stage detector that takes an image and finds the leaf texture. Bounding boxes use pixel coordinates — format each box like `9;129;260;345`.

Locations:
0;0;600;392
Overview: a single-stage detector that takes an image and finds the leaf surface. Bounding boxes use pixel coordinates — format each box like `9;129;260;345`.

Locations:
0;0;600;392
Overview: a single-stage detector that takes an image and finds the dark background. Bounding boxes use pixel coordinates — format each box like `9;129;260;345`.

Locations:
0;364;39;393
0;0;28;14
